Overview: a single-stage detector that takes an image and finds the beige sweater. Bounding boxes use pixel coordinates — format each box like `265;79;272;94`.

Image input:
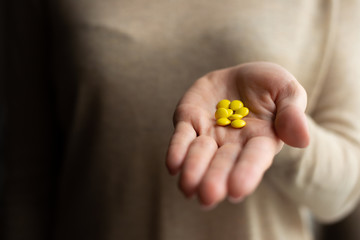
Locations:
3;0;360;240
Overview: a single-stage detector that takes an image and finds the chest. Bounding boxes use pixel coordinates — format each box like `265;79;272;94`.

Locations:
54;0;331;109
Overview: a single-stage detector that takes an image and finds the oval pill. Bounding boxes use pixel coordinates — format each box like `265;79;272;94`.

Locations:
215;108;229;119
235;107;249;117
228;114;243;121
229;100;244;111
217;118;231;126
231;119;246;128
227;109;234;116
216;99;231;109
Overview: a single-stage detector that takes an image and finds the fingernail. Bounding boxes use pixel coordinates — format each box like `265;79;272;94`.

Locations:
228;196;244;204
167;166;179;176
187;194;195;200
200;203;217;211
183;191;195;199
169;169;178;176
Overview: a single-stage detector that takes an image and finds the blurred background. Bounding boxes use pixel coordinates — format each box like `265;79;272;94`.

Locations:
1;1;360;240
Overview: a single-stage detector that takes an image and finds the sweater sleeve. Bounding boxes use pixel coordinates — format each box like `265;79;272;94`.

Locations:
267;1;360;224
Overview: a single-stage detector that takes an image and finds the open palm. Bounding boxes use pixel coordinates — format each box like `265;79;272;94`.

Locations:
166;62;309;208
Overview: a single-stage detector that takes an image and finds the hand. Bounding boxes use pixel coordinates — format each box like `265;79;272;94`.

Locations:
166;62;309;208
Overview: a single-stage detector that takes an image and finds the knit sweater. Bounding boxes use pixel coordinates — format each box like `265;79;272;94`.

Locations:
3;0;360;240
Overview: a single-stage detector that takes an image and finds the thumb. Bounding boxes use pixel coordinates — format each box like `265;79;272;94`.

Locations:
274;81;310;148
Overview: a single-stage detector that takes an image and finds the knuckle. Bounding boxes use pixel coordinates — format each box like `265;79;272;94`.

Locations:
194;135;217;149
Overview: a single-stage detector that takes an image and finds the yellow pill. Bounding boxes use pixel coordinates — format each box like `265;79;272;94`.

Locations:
215;108;229;119
229;100;244;111
217;118;231;126
227;109;233;116
228;114;243;121
235;107;249;117
216;99;231;109
231;119;246;128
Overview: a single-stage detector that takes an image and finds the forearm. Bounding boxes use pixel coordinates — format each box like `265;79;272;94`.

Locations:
268;2;360;222
269;114;360;223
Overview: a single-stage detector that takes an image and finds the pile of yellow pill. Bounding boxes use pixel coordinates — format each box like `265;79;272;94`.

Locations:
215;99;249;128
